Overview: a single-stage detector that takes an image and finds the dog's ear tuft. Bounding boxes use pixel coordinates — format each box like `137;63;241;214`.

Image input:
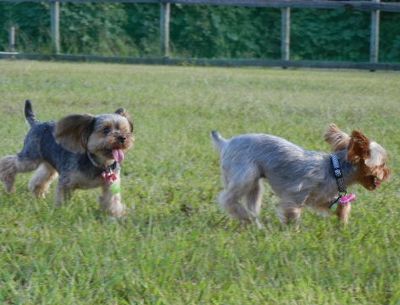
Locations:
347;130;371;163
115;108;128;117
55;114;96;153
324;123;351;152
115;108;134;133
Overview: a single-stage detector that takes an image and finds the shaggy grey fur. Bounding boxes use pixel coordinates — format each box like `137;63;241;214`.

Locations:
211;130;365;226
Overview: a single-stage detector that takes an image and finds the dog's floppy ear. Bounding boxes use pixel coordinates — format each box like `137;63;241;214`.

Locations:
55;114;96;153
115;108;134;132
324;123;351;152
347;130;371;163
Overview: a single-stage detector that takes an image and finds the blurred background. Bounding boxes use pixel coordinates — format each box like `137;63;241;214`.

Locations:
0;2;399;62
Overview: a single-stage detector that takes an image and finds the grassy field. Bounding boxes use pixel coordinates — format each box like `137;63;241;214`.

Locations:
0;60;399;305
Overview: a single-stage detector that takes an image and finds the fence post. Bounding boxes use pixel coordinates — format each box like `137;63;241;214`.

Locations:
160;1;171;58
281;7;291;67
9;26;16;52
51;1;60;54
370;0;380;69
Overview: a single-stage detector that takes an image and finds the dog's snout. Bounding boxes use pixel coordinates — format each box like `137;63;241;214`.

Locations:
118;135;126;144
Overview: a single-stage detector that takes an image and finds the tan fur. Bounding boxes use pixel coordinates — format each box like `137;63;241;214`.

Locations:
115;108;134;132
345;131;389;191
347;130;371;163
55;113;133;215
324;123;351;152
0;155;40;193
55;114;95;153
277;203;302;225
56;113;134;167
0;155;18;192
336;203;352;224
365;141;388;168
99;177;126;217
28;163;58;198
1;102;134;218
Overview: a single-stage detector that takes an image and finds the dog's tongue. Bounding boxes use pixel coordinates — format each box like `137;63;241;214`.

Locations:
112;149;124;163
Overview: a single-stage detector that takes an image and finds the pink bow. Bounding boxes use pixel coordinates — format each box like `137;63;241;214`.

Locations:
339;193;356;205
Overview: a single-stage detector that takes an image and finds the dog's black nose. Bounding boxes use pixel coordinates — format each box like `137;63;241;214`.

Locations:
118;136;126;144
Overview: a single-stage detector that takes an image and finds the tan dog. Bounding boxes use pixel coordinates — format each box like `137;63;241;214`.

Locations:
0;100;134;217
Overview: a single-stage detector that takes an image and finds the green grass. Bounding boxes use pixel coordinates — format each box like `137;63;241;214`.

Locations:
0;60;400;305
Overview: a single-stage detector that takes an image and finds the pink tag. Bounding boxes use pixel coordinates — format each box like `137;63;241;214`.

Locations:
339;193;356;205
102;171;118;185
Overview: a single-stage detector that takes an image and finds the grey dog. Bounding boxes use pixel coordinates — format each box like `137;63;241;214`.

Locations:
211;124;390;227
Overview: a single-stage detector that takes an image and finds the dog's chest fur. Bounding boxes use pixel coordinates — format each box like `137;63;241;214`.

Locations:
64;171;104;189
58;155;115;190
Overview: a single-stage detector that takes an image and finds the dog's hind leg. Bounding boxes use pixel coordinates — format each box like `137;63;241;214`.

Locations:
0;156;17;193
245;179;264;216
245;179;264;228
277;200;303;226
0;155;40;193
218;166;259;224
29;162;58;198
218;189;251;223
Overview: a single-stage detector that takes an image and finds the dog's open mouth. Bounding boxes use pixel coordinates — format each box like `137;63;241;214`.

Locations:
112;149;124;163
372;176;382;188
103;148;125;163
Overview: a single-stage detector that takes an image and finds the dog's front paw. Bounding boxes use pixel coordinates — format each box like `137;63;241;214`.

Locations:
108;200;127;218
109;206;126;218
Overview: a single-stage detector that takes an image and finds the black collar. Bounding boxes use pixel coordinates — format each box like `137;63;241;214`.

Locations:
329;154;347;208
87;152;118;173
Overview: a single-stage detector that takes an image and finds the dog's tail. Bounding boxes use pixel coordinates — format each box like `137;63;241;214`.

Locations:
211;130;227;153
24;100;39;127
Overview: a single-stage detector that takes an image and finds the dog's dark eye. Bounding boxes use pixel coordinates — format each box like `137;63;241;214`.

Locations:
103;127;111;135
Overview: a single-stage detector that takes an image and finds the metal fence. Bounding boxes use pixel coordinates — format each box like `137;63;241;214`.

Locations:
1;0;400;70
